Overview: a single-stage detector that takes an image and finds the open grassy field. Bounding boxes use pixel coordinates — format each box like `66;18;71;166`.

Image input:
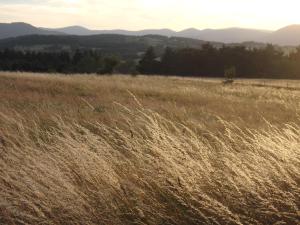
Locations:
0;72;299;224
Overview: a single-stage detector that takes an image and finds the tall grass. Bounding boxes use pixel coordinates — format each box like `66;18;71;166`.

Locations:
1;104;299;224
0;72;300;224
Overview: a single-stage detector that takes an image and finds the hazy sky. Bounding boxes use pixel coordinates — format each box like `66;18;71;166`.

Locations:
0;0;299;30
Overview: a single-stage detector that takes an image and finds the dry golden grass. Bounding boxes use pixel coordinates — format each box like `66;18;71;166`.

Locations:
0;72;299;224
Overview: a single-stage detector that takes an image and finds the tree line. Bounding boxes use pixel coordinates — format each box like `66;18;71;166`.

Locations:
139;44;300;79
0;49;122;74
1;44;300;79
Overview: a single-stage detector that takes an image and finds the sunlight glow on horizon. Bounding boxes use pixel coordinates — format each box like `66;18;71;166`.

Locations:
0;0;300;31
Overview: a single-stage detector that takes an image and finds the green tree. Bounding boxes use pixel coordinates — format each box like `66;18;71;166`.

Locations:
115;60;137;75
137;47;159;74
98;56;119;74
160;47;175;74
224;66;236;83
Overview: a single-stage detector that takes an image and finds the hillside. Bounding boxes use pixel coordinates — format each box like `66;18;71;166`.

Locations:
53;25;300;45
50;26;270;43
0;34;217;58
0;22;64;39
1;22;300;47
176;27;270;43
47;26;176;37
263;25;300;45
2;22;300;45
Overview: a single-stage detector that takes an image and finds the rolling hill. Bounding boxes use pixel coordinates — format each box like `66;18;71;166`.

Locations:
262;25;300;45
46;26;176;37
0;22;63;39
0;34;218;59
1;22;300;45
176;28;271;43
49;26;270;43
43;24;300;46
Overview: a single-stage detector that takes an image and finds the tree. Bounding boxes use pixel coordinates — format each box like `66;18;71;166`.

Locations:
224;66;236;84
160;47;175;75
115;60;137;75
137;47;159;74
98;56;119;74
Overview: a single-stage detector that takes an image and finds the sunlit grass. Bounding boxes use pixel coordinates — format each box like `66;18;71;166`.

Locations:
0;72;299;224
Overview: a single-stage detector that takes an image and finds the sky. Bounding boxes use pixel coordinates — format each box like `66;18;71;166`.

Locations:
0;0;300;31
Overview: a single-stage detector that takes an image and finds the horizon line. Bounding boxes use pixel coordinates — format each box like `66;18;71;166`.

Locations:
3;21;298;32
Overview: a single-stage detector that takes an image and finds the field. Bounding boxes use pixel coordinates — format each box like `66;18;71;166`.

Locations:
0;72;299;224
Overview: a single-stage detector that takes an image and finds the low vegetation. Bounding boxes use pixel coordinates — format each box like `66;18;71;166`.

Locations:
0;72;299;224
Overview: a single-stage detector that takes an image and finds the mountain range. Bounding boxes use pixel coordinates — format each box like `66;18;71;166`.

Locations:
1;22;300;45
47;26;271;44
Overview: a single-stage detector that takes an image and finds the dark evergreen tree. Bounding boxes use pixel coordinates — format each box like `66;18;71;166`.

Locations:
160;47;175;75
138;47;160;74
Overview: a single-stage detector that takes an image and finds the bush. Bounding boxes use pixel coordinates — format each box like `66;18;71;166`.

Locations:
224;66;236;83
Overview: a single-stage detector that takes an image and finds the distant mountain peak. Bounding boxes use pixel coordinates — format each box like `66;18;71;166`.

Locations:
10;22;32;25
276;24;300;32
59;25;90;30
262;24;300;45
180;28;199;32
0;22;64;39
0;22;35;28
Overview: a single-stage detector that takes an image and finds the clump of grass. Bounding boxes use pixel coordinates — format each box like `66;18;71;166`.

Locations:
0;104;299;225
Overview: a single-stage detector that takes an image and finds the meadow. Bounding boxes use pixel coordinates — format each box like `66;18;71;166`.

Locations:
0;72;299;224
